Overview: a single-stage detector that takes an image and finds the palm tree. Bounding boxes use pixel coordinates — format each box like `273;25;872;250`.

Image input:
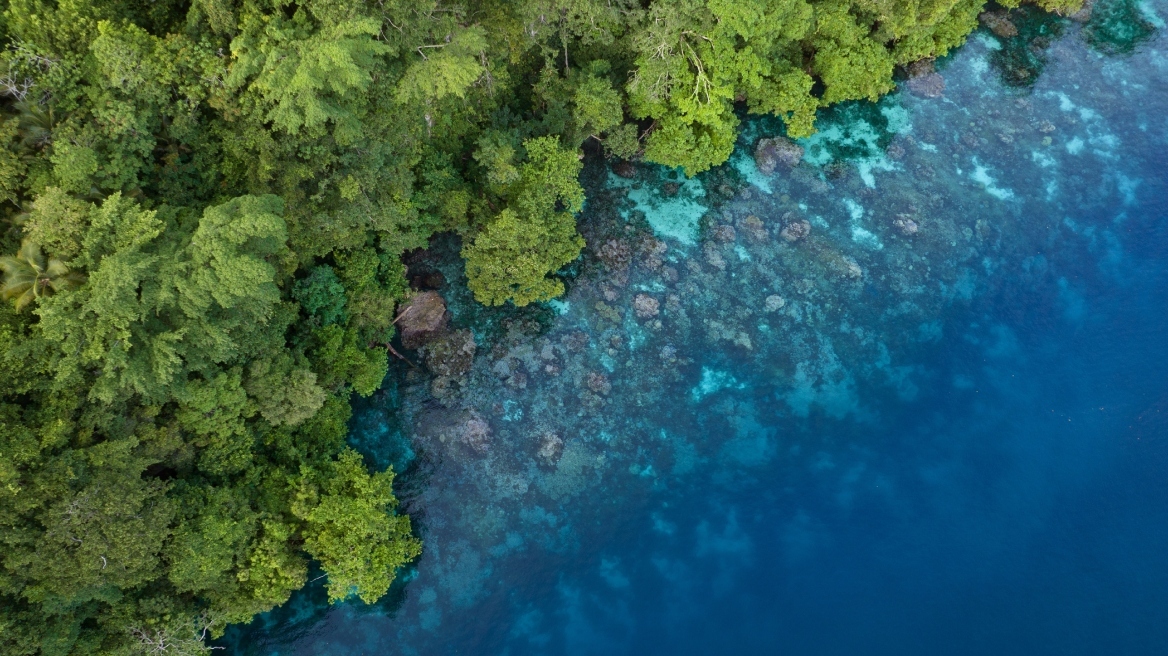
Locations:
0;240;84;310
14;100;55;151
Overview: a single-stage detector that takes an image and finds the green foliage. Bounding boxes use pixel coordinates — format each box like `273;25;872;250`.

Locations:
293;449;421;604
463;137;586;306
228;15;390;144
395;26;487;104
293;265;347;326
21;187;89;261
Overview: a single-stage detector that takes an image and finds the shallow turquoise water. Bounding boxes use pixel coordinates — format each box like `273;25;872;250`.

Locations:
221;8;1168;655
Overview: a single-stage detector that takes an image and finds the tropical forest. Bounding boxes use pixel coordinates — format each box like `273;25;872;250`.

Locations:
5;0;1168;653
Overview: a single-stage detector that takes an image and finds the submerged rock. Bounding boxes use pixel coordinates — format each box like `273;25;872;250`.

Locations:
894;214;920;236
906;73;945;99
739;215;769;242
597;238;632;271
633;294;660;318
409;267;446;290
461;414;492;452
399;291;449;349
765;295;786;312
640;238;668;270
586;372;612;395
413;407;491;455
780;219;812;243
711;224;736;243
704;243;727;269
423;329;477;377
754;137;804;174
538;432;564;466
612;160;637;178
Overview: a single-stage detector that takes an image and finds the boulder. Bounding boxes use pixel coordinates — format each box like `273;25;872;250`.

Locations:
398;291;449;349
754;137;804;174
979;11;1018;38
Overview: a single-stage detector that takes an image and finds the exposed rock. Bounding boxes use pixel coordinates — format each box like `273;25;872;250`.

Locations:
754;136;804;174
765;295;786;312
780;219;812;243
398;291;449;349
906;73;945;99
980;11;1018;38
633;294;660;319
422;329;476;377
612;160;637;178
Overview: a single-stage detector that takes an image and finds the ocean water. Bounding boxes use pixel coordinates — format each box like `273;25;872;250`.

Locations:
221;6;1168;656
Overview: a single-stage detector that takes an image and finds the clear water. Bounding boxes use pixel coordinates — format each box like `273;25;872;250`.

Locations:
221;9;1168;656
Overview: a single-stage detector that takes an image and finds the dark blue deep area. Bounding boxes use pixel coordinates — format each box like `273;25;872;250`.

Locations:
502;223;1168;656
223;12;1168;656
619;267;1168;656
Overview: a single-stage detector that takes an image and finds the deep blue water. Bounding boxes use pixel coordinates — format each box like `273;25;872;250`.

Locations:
223;7;1168;655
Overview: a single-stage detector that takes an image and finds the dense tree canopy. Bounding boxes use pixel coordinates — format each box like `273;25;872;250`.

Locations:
0;0;1081;653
